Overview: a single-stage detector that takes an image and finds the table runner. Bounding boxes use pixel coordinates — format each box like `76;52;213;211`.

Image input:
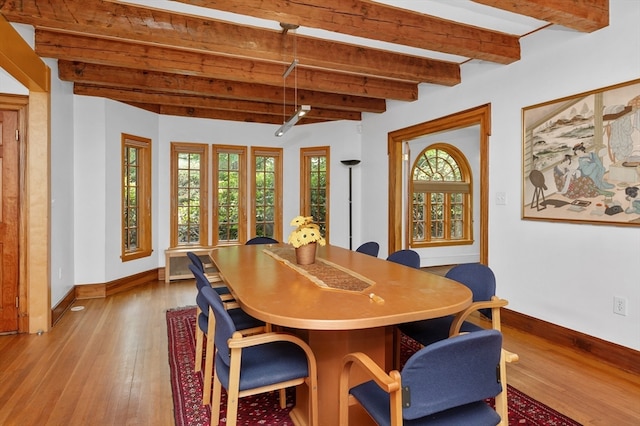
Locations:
264;247;374;292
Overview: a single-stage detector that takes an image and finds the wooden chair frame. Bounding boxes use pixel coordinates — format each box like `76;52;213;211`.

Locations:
195;293;237;372
394;296;518;426
339;352;403;425
201;304;267;405
450;296;518;425
192;262;234;374
210;328;319;426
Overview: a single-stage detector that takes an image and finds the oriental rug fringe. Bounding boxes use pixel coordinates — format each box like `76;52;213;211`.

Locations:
167;307;581;426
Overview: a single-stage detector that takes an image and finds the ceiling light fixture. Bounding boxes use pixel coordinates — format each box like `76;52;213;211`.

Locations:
275;105;311;137
275;23;310;137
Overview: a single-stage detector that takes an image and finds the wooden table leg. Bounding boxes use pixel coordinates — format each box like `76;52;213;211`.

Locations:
289;327;392;426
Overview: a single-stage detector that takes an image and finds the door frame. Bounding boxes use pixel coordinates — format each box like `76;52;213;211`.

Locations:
387;104;491;264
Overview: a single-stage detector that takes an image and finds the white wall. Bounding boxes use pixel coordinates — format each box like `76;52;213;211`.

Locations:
73;97;160;284
360;1;640;350
4;4;638;349
70;102;362;287
48;58;75;304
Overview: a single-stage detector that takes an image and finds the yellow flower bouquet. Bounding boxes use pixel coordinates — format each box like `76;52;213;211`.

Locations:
288;215;326;248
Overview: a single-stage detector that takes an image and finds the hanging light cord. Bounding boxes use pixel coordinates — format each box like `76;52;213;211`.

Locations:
293;28;298;112
281;27;298;125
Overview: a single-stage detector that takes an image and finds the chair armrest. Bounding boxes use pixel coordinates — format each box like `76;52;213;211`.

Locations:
229;331;305;349
503;348;519;363
341;352;400;394
339;353;402;425
228;331;317;374
449;296;508;336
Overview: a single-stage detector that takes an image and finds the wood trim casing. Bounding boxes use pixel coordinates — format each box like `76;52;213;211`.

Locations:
0;14;50;92
52;269;160;324
169;142;209;247
502;308;640;376
51;286;76;326
388;104;491;262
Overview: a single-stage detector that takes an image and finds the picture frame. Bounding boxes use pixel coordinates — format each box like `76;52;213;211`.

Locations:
522;78;640;226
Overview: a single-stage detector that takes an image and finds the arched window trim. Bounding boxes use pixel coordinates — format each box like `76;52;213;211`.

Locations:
410;143;474;248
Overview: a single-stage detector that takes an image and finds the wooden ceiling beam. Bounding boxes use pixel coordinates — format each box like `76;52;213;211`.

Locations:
57;60;386;113
38;30;421;101
2;0;461;82
72;84;374;117
175;0;521;64
126;103;361;122
472;0;609;32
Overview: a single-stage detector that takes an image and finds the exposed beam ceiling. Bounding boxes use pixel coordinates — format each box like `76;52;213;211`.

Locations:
0;0;609;127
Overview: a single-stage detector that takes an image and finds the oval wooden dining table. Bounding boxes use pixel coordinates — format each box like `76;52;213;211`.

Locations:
209;243;472;426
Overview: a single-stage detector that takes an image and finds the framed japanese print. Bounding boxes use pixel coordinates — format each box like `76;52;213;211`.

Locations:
522;78;640;226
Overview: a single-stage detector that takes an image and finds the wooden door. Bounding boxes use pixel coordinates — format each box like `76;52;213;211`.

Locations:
0;110;20;333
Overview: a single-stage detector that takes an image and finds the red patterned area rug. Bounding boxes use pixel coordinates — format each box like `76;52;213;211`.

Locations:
167;307;581;426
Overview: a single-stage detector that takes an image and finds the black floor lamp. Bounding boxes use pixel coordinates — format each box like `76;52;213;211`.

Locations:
341;160;360;250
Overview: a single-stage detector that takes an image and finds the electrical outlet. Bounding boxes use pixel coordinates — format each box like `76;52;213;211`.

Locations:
496;192;507;205
613;296;627;316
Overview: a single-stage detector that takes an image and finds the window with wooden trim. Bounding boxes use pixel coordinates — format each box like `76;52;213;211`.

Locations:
251;147;283;241
121;134;152;261
300;147;330;242
411;144;472;247
213;145;246;245
170;143;208;247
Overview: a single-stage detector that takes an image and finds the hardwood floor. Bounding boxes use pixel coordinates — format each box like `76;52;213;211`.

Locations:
0;279;638;425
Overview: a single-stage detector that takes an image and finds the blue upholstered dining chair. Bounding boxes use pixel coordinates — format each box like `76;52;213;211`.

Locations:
245;236;279;245
190;265;266;405
398;263;503;346
397;263;516;425
202;285;319;426
355;241;380;257
386;249;420;269
188;257;228;374
186;251;233;300
339;329;504;426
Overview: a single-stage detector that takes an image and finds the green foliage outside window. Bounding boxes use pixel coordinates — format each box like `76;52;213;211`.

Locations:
218;152;241;243
412;146;469;244
177;152;202;244
123;145;139;251
255;156;276;237
308;156;327;234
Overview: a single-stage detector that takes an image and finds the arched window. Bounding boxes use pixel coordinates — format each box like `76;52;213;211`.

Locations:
411;144;473;247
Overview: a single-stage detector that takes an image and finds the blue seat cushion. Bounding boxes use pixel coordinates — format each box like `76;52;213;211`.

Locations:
214;286;231;295
227;308;264;331
215;341;309;391
198;307;262;334
350;381;500;426
398;316;484;347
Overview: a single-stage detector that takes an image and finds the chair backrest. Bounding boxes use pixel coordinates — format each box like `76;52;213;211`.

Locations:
445;263;496;318
386;249;420;269
195;287;211;332
188;263;210;292
187;251;205;271
400;329;502;420
200;286;237;367
246;236;279;245
355;241;380;257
